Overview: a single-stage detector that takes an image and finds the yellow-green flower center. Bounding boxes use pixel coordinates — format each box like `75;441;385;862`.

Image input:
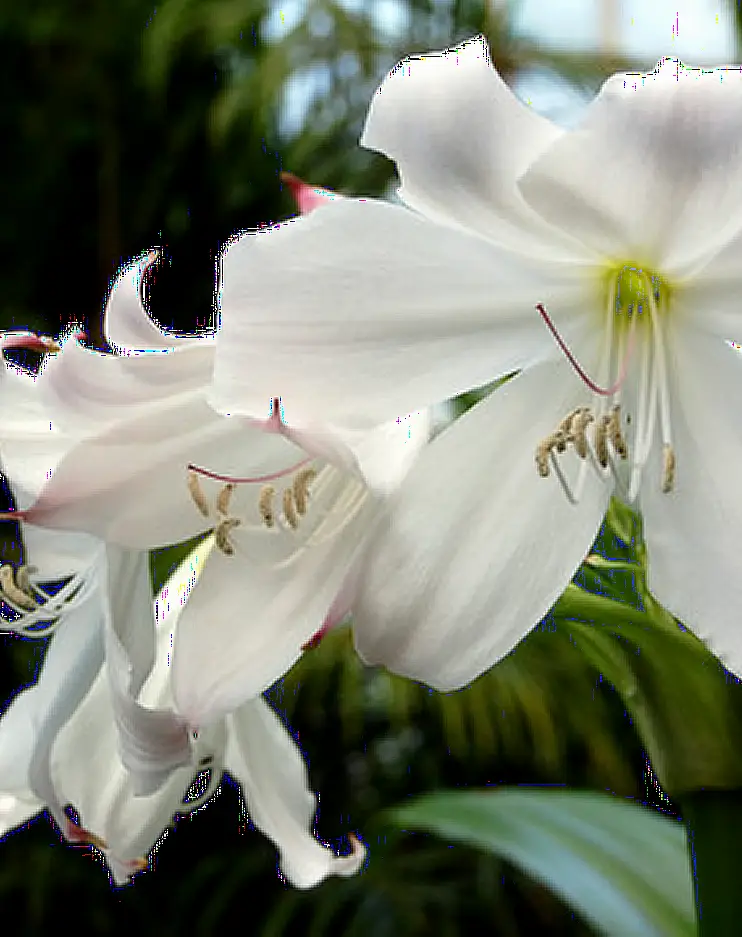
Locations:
534;261;676;502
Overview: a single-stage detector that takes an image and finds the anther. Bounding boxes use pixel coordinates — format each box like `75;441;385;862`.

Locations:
215;518;241;555
187;471;210;518
567;408;594;459
292;468;318;516
608;405;628;459
594;414;611;468
282;488;300;530
661;444;676;494
535;434;564;477
0;565;36;610
258;485;276;528
216;482;235;517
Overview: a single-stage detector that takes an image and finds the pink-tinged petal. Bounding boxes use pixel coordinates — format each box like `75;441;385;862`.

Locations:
25;398;302;549
519;59;742;272
226;699;366;888
214;196;594;427
280;172;340;215
38;330;215;436
354;342;611;690
1;333;61;354
360;34;568;253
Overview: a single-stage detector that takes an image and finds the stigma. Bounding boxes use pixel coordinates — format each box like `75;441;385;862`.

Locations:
534;264;676;503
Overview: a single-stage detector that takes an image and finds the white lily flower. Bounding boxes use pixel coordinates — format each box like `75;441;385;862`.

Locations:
6;242;430;729
210;36;742;688
0;542;365;887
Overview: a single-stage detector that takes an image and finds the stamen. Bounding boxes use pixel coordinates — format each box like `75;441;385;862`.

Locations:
662;444;676;493
216;482;235;517
608;405;628;459
535;433;565;477
594;414;611;468
292;468;318;516
0;565;36;610
187;471;210;518
536;303;636;397
567;408;594;459
258;486;276;528
282;488;300;530
215;518;241;556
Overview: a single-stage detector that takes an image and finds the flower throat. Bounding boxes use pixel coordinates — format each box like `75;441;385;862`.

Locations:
534;265;676;504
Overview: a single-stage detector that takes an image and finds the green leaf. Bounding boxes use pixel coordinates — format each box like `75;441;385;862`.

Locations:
390;789;696;937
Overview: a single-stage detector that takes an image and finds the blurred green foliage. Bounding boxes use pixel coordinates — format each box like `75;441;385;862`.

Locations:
0;1;712;934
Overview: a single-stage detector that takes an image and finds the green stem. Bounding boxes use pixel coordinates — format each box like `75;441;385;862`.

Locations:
678;790;742;934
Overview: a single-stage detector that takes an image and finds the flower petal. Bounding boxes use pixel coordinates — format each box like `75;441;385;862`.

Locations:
39;334;215;435
214;197;594;426
353;347;611;690
104;251;206;354
640;326;742;676
0;793;41;836
225;699;365;888
172;473;378;725
518;59;742;272
0;544;106;827
26;399;301;549
102;545;192;795
361;35;564;250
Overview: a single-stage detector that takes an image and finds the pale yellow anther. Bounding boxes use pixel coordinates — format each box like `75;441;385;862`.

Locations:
608;405;628;459
216;482;235;517
557;408;583;436
594;414;611;468
0;565;36;610
14;565;35;598
292;468;317;516
187;471;210;518
258;485;276;528
535;433;564;477
282;488;300;530
215;518;241;555
662;444;676;494
567;408;594;459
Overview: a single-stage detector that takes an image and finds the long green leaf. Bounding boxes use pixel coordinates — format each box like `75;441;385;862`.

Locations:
390;788;696;937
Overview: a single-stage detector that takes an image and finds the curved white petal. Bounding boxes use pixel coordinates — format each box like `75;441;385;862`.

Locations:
0;793;41;836
519;59;742;272
38;334;215;436
26;400;302;549
0;545;106;828
361;34;566;253
670;231;742;344
225;699;365;888
172;472;378;725
213;197;596;426
104;251;210;354
102;545;191;795
354;348;611;690
640;326;742;676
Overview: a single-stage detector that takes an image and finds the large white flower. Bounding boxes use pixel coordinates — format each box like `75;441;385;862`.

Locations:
210;36;742;688
0;541;365;887
5;249;430;728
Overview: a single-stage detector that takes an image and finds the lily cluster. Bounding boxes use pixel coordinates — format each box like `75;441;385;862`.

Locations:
2;33;742;884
